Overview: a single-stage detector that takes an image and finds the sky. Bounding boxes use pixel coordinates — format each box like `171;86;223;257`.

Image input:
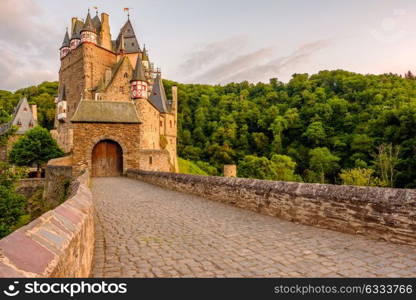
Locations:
1;0;416;91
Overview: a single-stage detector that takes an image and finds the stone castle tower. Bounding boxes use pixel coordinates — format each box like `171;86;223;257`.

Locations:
52;10;178;176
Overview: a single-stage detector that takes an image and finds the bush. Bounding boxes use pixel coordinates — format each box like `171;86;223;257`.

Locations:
0;162;26;238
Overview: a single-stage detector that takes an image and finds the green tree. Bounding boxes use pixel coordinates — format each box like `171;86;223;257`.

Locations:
270;154;301;182
238;155;276;180
309;147;340;183
339;168;378;186
9;126;64;177
304;121;326;146
373;144;400;187
0;162;26;238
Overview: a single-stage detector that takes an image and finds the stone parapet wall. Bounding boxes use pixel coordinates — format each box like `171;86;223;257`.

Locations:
127;169;416;246
0;171;94;277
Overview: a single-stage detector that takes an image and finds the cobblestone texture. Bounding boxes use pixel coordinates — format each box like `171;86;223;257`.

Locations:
91;177;416;278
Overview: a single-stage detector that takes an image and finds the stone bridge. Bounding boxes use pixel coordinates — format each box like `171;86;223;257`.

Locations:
91;176;416;278
1;170;415;278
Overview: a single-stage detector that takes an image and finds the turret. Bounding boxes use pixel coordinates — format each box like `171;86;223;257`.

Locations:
80;10;97;44
92;11;102;32
130;55;148;99
60;28;70;59
70;19;83;50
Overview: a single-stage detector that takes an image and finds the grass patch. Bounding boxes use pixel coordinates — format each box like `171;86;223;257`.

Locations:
178;158;209;176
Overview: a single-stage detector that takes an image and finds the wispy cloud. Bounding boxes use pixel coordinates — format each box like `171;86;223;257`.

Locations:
179;35;249;76
223;39;332;83
192;47;274;83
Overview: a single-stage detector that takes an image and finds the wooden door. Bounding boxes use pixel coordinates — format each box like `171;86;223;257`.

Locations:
92;140;123;177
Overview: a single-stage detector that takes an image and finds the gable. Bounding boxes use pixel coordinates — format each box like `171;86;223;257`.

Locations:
116;20;140;53
97;57;134;101
11;98;37;134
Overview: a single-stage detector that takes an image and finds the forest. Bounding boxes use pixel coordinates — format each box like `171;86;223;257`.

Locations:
1;69;416;188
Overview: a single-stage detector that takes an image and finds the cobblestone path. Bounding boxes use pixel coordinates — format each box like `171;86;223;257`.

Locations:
91;177;416;278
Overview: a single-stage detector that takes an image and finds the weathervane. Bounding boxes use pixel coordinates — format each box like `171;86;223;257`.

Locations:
93;6;98;15
123;7;133;19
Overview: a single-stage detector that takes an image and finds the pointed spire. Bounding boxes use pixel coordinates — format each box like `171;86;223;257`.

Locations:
60;28;70;49
92;9;101;31
131;55;146;82
82;9;96;33
149;73;169;113
71;19;83;40
117;33;126;54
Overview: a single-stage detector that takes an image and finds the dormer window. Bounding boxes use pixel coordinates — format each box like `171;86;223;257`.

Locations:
23;107;28;112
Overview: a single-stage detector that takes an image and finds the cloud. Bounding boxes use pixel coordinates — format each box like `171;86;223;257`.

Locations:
191;47;275;84
223;39;332;83
0;0;60;91
181;38;331;84
179;35;249;76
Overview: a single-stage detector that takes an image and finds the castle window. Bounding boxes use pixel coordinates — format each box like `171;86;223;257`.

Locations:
17;120;22;126
119;86;124;93
160;121;162;127
170;120;172;128
132;43;134;46
124;72;128;78
149;156;153;165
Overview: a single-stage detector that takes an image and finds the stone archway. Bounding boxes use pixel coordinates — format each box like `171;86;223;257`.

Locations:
91;139;123;177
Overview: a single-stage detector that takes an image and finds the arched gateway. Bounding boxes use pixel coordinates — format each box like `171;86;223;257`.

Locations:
92;140;123;177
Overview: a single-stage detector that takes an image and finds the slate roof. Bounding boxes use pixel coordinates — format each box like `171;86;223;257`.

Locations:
131;54;146;81
92;13;101;31
61;29;70;49
71;101;140;123
116;19;140;53
81;11;96;33
71;20;84;40
149;74;169;113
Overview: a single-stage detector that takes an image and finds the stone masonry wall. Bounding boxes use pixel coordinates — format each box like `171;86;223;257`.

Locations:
127;170;416;246
17;178;45;199
0;171;94;277
43;157;73;206
72;122;141;175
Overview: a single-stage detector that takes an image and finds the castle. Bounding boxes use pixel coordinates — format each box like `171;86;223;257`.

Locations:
52;10;178;176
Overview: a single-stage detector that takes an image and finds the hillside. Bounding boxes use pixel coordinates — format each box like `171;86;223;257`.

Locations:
1;70;416;187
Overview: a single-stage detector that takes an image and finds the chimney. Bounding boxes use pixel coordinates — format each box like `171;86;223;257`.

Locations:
31;104;38;123
100;13;112;50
